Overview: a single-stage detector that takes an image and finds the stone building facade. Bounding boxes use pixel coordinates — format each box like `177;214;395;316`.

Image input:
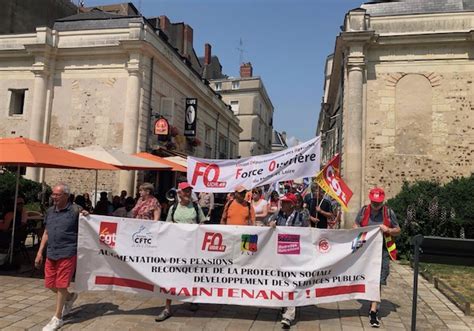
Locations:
208;63;274;158
317;0;474;225
0;8;241;196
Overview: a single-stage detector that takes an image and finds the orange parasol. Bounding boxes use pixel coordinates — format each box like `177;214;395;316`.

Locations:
134;152;187;172
0;137;118;170
0;137;119;264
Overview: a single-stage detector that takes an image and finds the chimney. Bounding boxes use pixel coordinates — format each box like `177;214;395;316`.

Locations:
159;15;170;36
204;43;212;65
240;62;253;78
183;24;193;59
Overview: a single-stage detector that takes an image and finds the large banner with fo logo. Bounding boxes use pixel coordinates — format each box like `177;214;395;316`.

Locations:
76;215;383;307
187;136;321;192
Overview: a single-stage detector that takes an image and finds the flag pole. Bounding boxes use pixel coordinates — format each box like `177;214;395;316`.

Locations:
9;165;21;264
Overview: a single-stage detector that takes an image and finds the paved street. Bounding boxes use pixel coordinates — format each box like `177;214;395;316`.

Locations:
0;262;472;331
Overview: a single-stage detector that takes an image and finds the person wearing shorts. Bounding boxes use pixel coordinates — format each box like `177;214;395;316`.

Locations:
35;183;82;331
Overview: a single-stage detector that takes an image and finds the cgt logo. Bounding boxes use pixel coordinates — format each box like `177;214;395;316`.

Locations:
241;234;258;254
351;232;368;253
191;162;226;188
202;232;226;252
99;222;117;248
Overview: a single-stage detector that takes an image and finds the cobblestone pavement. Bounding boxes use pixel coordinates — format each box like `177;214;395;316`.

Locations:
0;262;472;330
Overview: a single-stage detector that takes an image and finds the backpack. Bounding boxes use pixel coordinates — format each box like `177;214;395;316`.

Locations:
171;201;201;223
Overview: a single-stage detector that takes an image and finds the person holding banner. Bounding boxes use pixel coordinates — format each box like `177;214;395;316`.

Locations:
268;193;309;328
353;187;401;328
34;183;84;331
220;185;255;226
294;193;311;227
166;182;206;225
156;182;205;322
131;183;161;221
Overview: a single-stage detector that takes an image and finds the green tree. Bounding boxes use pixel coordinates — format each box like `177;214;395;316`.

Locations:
0;171;50;213
387;174;473;259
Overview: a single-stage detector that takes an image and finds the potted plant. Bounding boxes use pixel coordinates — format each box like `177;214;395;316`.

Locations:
187;137;202;147
170;126;179;137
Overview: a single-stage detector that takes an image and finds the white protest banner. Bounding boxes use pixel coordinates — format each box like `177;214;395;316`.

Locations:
187;136;321;192
76;215;382;307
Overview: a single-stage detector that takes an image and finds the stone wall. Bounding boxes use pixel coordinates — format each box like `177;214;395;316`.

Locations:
364;59;474;203
45;62;130;197
0;73;35;138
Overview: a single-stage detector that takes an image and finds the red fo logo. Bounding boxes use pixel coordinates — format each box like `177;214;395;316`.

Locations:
318;238;330;253
191;162;226;188
99;222;117;248
202;232;226;252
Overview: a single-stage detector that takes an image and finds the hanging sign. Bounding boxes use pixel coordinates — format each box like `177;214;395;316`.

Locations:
155;118;169;142
184;98;197;137
154;118;169;136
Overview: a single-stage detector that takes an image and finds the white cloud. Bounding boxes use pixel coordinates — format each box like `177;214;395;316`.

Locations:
286;136;300;147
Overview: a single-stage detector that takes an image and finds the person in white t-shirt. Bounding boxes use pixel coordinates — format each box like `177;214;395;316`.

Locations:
251;187;268;226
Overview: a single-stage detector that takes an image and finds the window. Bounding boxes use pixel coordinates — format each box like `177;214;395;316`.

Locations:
205;125;213;158
9;89;27;116
204;125;213;145
160;97;174;124
230;101;239;115
232;81;240;90
219;135;228;159
204;145;213;158
214;82;222;91
230;142;237;159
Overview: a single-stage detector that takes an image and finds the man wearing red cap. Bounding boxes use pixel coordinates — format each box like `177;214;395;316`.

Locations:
268;192;309;329
353;187;401;328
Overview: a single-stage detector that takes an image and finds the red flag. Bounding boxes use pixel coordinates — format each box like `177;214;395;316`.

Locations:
314;154;353;211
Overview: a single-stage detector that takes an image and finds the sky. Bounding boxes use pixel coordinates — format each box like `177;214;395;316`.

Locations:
85;0;364;143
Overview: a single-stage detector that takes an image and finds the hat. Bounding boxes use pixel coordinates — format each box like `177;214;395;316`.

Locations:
178;182;193;191
369;187;385;203
234;185;248;193
280;193;297;205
